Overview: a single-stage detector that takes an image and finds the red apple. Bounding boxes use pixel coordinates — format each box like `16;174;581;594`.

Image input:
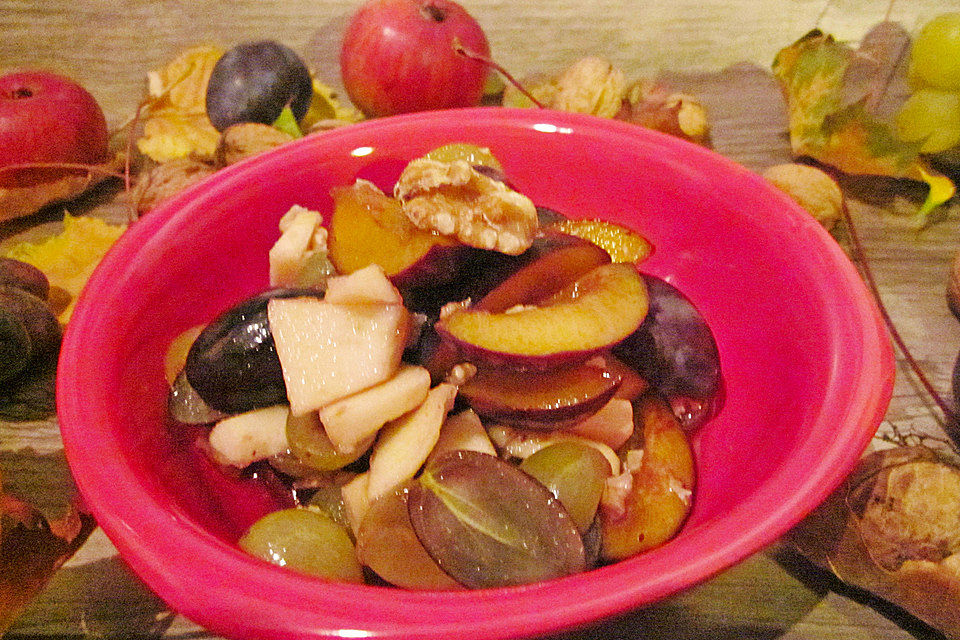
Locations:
0;70;109;186
340;0;491;117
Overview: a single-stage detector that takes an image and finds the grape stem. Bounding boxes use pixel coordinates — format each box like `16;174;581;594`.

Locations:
842;200;960;434
452;39;547;109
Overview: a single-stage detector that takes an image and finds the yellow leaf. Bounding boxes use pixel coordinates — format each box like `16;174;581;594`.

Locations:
139;45;224;162
137;109;220;162
5;214;126;323
147;45;223;113
301;79;363;129
916;164;957;226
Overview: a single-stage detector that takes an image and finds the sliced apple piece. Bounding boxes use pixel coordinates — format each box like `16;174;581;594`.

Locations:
567;397;634;450
268;205;326;287
600;393;696;560
328;179;468;288
367;383;458;501
340;471;371;537
268;296;409;416
459;359;621;429
318;365;431;454
208;404;290;468
324;263;403;305
437;262;648;368
428;409;497;464
475;236;610;312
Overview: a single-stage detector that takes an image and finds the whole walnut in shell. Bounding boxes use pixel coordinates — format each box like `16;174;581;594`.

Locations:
762;163;844;230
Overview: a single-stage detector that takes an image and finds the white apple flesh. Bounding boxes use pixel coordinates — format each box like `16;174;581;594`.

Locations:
268;296;410;416
366;383;458;501
208;404;290;468
318;364;432;454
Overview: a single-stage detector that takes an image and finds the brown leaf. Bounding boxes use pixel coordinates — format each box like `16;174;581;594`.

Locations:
840;21;912;120
0;154;124;224
0;490;96;634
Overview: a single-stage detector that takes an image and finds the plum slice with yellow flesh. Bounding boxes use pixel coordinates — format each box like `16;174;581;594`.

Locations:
546;218;652;264
327;179;467;288
460;358;621;429
475;235;610;312
437;262;648;368
600;393;695;560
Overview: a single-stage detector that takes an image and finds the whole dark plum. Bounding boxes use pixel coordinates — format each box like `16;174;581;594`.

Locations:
0;286;60;386
205;40;313;132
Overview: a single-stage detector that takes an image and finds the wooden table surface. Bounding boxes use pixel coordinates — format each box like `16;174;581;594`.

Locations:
2;2;960;639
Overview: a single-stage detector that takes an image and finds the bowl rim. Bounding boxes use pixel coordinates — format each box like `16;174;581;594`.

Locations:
58;106;894;640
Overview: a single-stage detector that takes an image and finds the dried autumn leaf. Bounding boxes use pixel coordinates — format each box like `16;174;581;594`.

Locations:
301;78;363;130
0;484;96;635
839;21;912;119
0;155;124;224
5;213;126;323
772;27;955;225
619;79;711;146
137;45;224;162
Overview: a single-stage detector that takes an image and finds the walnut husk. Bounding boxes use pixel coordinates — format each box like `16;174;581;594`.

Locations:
130;157;217;216
788;445;960;638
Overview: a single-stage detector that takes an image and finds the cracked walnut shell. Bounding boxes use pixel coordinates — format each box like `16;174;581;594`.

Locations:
394;158;537;255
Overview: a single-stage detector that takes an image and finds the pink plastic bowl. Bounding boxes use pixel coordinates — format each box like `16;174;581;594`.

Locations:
58;108;893;640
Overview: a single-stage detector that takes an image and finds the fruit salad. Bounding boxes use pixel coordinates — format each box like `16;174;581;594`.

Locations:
164;144;723;589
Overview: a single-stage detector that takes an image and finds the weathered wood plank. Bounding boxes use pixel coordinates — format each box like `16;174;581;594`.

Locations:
2;2;959;638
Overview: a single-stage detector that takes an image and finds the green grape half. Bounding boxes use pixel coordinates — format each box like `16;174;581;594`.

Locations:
423;143;504;172
286;411;368;471
520;441;612;533
239;508;364;582
895;88;960;154
910;12;960;91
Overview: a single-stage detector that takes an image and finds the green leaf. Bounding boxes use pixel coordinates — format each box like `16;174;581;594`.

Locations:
272;106;303;139
916;164;958;226
772;24;958;223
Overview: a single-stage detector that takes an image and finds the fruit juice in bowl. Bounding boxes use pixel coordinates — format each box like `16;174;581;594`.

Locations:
58;108;893;640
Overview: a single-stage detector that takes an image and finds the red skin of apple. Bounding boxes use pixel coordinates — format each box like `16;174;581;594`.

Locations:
340;0;491;117
0;70;109;187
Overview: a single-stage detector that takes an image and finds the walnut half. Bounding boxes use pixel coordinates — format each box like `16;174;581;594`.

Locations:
394;158;538;255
